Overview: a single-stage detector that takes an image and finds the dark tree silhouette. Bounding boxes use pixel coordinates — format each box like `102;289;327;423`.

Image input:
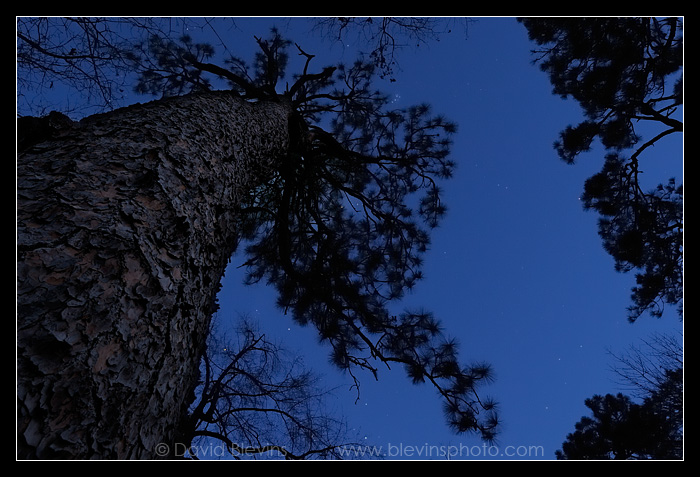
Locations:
310;17;470;80
607;332;683;399
181;316;365;459
17;17;149;116
519;17;683;321
17;19;497;458
555;369;682;460
557;333;682;460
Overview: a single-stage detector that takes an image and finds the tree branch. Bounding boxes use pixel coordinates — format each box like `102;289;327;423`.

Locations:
185;57;264;98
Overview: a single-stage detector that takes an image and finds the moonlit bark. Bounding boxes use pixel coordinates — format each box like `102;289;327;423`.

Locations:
17;91;292;459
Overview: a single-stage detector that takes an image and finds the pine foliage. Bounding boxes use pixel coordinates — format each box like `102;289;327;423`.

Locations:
133;29;499;440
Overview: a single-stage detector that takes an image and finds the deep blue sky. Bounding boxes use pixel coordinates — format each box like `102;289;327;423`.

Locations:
211;17;683;460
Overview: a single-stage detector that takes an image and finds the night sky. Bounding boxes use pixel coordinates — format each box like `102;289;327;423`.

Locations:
213;17;683;460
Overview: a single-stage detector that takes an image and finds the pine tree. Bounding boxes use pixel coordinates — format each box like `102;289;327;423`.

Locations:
556;369;682;460
18;25;498;458
519;17;683;321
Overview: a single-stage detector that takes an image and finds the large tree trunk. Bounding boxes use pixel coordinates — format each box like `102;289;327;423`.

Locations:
17;91;292;459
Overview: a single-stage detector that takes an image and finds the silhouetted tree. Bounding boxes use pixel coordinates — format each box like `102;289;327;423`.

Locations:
519;17;683;321
16;17;240;117
555;369;682;459
17;20;497;459
17;17;150;116
607;331;683;399
311;17;470;80
557;332;682;460
180;316;365;459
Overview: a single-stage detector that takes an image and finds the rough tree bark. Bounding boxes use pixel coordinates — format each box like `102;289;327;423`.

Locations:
17;91;292;459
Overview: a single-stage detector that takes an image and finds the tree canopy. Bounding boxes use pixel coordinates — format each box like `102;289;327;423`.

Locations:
556;368;682;460
519;17;683;321
557;332;682;459
209;30;500;439
183;316;363;459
